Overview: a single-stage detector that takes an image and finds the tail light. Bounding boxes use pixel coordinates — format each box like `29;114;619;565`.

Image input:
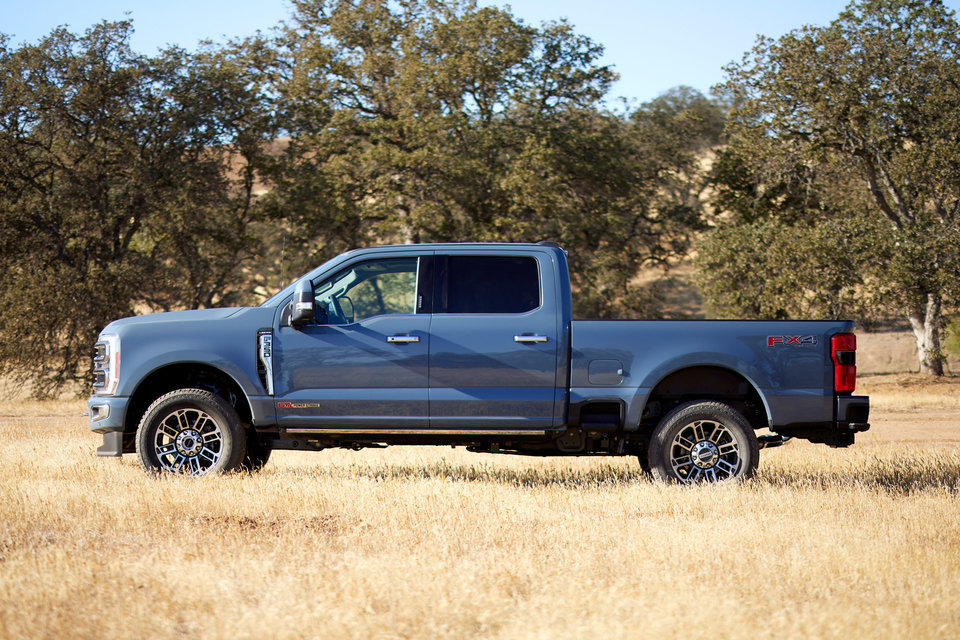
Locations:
831;333;857;393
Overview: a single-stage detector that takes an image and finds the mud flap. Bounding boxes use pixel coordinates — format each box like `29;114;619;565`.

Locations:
96;431;123;457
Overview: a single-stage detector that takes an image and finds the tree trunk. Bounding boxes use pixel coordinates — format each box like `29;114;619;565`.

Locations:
907;293;944;376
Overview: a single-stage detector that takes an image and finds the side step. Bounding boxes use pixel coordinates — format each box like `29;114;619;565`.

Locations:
281;428;550;437
758;434;792;449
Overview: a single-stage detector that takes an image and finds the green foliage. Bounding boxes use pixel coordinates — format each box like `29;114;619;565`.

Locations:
272;1;716;317
944;317;960;358
697;212;887;320
0;1;724;392
0;23;274;394
701;0;960;373
274;0;616;246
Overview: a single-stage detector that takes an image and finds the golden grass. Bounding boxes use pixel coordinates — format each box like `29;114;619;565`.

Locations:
0;398;86;418
2;381;959;639
858;373;960;411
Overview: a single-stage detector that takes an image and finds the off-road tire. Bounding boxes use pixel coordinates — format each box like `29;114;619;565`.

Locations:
647;401;759;484
136;388;247;476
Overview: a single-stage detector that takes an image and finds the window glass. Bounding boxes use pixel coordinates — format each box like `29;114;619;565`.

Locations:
445;256;540;314
314;258;418;324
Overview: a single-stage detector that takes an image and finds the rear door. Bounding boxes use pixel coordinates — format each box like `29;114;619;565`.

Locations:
428;251;560;429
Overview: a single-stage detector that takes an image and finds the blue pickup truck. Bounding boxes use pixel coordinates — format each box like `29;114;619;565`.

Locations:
88;242;869;483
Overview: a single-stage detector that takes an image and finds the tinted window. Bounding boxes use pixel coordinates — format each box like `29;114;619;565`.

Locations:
444;256;540;314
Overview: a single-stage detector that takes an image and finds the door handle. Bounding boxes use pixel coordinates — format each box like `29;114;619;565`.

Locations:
387;335;420;344
514;335;548;343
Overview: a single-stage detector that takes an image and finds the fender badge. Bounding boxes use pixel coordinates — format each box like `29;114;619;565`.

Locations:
767;335;818;347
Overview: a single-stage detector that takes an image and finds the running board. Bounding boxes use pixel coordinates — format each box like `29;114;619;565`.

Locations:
281;428;550;437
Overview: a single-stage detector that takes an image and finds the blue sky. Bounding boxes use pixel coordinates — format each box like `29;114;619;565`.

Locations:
3;1;959;105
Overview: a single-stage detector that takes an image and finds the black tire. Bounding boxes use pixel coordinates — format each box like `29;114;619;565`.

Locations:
637;449;652;474
241;430;273;472
136;388;247;476
647;401;759;484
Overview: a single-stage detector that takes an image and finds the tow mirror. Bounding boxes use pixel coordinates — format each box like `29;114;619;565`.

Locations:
290;279;315;327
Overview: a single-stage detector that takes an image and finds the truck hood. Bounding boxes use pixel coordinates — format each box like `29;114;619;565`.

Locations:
102;308;246;333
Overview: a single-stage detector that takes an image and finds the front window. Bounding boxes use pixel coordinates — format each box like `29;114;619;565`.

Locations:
314;258;418;324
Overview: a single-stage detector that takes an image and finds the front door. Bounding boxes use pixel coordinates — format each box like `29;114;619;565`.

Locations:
273;256;430;428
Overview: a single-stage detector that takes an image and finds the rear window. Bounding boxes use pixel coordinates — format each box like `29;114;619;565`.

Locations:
445;256;540;314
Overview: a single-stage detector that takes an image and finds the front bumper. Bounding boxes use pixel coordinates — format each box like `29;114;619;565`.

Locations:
87;395;130;457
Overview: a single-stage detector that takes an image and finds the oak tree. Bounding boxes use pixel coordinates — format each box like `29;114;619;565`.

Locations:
270;0;710;317
0;23;274;393
702;0;960;374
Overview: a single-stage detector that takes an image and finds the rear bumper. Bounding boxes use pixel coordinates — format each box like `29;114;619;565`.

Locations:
772;394;869;448
837;395;870;431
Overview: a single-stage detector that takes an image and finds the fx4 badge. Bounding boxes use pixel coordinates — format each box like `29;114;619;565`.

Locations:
768;335;819;347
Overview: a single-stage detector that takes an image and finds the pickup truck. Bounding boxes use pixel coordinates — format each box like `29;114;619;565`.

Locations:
87;242;870;483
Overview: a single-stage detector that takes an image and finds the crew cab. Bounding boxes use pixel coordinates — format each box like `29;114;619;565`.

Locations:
88;242;870;483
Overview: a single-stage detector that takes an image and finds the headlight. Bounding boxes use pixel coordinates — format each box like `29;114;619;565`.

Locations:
92;334;120;395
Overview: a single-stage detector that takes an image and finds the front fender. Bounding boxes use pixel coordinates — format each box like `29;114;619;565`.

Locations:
121;351;261;399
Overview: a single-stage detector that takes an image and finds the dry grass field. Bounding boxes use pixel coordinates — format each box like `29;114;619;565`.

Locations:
1;376;958;639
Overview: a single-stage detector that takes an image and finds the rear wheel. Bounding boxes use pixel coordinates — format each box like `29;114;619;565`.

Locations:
647;401;759;484
136;389;246;476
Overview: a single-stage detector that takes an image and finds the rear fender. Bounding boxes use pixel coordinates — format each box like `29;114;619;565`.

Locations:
627;359;772;431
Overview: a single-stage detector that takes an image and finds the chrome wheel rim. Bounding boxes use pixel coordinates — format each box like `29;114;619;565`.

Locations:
153;408;223;475
669;418;742;484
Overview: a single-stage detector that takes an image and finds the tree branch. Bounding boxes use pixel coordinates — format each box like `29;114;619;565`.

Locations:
853;148;903;230
872;150;914;224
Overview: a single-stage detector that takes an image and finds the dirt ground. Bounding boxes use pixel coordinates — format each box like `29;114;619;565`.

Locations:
857;410;960;446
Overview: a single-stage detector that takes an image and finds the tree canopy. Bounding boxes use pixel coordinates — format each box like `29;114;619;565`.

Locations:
14;0;957;391
0;1;717;394
10;0;958;391
700;0;960;374
0;22;275;391
268;0;711;318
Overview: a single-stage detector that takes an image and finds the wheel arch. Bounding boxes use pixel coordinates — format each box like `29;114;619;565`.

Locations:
638;365;771;432
123;363;253;447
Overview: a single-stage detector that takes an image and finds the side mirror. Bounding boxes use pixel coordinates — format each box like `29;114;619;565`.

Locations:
290;279;315;327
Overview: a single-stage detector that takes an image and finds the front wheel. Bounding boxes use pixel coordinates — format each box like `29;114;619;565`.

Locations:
136;389;247;476
647;401;759;484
